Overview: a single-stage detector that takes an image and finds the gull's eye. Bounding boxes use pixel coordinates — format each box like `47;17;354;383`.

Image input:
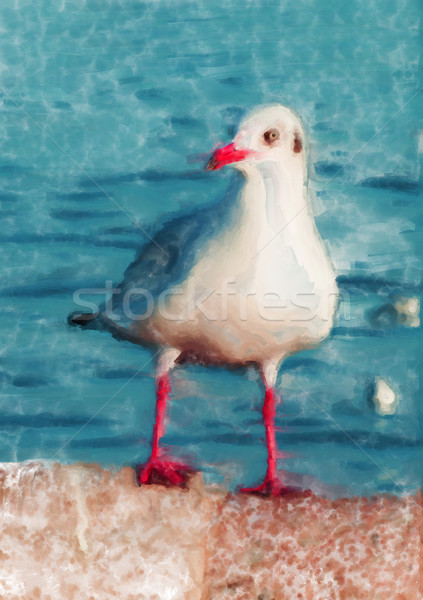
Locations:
263;128;280;144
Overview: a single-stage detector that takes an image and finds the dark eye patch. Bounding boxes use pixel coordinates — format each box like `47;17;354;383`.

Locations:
293;132;302;153
263;128;280;144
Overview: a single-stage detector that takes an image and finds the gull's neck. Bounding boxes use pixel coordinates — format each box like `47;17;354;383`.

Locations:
238;157;313;249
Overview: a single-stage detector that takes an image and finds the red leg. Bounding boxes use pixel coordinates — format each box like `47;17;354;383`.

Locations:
136;373;195;488
150;374;170;462
241;387;296;497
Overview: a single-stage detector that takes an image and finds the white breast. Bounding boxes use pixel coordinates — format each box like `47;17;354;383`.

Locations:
140;162;338;366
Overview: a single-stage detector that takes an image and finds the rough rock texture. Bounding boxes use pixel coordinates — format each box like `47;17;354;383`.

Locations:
0;463;209;600
0;463;421;600
205;491;422;600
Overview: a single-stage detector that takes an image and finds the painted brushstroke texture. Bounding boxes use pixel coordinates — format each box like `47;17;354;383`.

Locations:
0;464;421;599
0;0;421;495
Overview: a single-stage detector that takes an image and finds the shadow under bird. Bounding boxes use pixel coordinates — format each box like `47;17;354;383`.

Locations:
69;104;338;496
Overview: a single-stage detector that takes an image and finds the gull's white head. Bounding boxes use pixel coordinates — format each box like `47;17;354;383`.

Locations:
206;104;307;177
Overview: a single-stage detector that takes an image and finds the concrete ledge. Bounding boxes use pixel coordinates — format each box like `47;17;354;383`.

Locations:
0;463;421;599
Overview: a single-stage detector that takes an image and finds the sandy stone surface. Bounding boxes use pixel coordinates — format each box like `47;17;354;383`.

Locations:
205;491;422;600
0;463;210;600
0;463;421;599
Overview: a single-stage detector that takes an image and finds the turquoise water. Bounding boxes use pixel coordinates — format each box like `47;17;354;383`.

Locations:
0;0;421;496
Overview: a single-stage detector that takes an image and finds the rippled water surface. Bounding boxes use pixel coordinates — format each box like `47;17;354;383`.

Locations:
0;0;421;495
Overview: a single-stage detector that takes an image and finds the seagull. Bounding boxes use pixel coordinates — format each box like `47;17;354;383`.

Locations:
69;104;338;496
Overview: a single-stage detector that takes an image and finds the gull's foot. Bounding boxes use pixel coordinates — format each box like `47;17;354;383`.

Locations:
240;475;300;497
136;456;196;488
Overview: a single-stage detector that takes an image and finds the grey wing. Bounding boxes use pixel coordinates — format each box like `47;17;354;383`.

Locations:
69;176;242;334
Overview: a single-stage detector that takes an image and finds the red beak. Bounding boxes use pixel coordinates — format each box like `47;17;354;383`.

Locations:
205;142;252;171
